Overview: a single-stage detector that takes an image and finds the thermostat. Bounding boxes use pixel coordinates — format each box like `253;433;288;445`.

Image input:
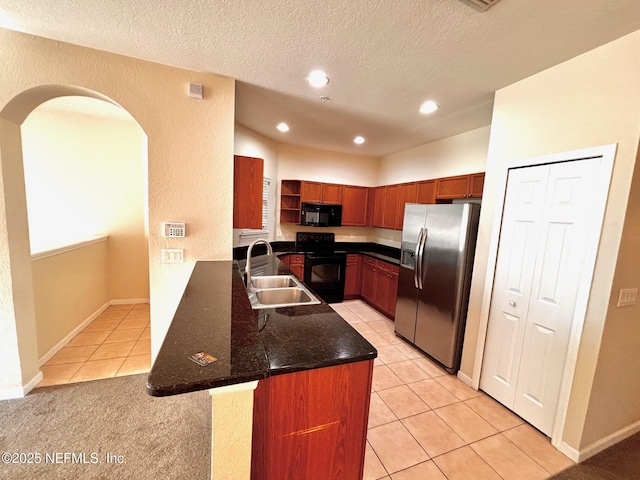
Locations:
163;222;186;238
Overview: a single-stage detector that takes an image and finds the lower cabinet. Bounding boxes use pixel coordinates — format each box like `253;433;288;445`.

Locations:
344;254;362;298
360;256;399;318
251;360;374;480
289;254;305;279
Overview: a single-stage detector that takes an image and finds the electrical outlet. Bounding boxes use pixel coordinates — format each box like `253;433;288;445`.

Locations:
277;229;282;237
162;248;184;264
617;288;638;307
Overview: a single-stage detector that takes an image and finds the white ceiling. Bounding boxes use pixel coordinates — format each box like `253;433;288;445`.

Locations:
3;0;640;157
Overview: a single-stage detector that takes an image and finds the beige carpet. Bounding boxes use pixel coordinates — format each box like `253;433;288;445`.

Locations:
0;374;210;479
549;432;640;480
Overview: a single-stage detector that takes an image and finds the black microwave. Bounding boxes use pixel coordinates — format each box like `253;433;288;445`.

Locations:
300;202;342;227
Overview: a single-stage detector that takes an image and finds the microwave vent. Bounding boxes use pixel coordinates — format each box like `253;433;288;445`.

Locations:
459;0;501;11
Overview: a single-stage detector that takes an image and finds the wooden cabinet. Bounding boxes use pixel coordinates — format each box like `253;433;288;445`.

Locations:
342;186;369;226
382;185;399;229
344;254;362;298
301;181;343;204
371;187;386;228
288;254;305;279
395;182;418;229
233;155;264;229
360;256;399;318
361;257;376;303
416;180;436;204
435;173;485;200
469;173;485;198
252;360;373;480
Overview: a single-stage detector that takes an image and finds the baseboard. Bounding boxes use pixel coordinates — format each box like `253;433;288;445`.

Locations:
457;370;474;388
0;371;44;400
568;418;640;462
110;298;150;305
38;301;110;366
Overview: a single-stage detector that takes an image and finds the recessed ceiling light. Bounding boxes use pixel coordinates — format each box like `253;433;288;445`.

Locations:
307;69;330;88
419;100;440;114
353;136;366;145
276;122;290;132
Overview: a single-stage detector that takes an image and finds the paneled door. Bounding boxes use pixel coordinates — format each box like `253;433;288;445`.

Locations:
480;158;600;436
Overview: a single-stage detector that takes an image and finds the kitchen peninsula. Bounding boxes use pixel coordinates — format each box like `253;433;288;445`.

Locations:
147;255;377;480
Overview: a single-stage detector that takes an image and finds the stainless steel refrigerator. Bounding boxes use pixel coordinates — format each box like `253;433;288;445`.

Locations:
394;203;480;373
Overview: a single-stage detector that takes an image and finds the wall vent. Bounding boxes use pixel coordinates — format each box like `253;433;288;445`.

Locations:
460;0;501;11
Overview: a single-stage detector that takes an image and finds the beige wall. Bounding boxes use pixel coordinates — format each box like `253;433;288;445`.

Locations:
379;126;490;184
0;28;235;392
22;101;149;300
276;143;382;242
31;238;109;358
462;29;640;452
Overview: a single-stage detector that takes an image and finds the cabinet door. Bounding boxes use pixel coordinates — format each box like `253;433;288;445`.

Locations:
233;155;264;229
382;185;399;229
301;181;323;203
322;183;343;204
469;173;485;198
345;254;362;297
435;175;471;200
386;271;399;318
342;186;369;226
395;182;417;230
371;187;386;228
289;254;305;280
252;361;373;480
374;268;392;312
361;262;376;303
416;180;436;204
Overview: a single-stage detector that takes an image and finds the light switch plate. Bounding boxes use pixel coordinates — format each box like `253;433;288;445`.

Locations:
617;288;638;307
162;248;184;264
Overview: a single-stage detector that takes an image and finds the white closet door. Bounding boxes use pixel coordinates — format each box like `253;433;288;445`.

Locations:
513;159;600;434
481;158;600;436
479;165;549;407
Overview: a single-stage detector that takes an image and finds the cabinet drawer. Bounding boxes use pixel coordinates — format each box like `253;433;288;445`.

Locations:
290;254;305;265
375;259;399;274
347;254;359;263
363;256;376;267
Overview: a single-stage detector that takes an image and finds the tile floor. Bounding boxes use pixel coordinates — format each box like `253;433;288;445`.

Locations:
36;303;151;387
329;300;575;480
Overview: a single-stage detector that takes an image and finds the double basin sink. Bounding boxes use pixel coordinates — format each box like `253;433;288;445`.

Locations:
247;275;321;309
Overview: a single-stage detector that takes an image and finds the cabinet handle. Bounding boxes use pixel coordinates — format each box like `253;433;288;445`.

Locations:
509;300;516;307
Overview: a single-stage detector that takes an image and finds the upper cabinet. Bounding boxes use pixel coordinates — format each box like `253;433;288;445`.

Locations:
395;182;418;230
301;181;343;204
435;173;485;200
280;172;484;227
233;155;264;229
416;180;436;204
342;186;369;227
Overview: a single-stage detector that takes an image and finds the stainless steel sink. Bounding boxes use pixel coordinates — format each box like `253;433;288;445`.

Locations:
251;275;298;289
256;288;313;305
247;275;321;309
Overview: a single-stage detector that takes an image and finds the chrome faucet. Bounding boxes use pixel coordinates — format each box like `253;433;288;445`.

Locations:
245;239;273;288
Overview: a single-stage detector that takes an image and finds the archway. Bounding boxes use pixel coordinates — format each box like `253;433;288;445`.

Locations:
0;84;149;399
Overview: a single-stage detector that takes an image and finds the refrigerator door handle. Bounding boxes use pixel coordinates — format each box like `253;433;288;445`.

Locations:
417;228;428;290
414;228;424;289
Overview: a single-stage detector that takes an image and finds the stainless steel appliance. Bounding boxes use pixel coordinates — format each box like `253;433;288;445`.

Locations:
300;202;342;227
394;203;480;373
295;232;346;303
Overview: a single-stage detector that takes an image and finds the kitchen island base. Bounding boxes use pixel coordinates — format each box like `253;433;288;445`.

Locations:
251;360;374;480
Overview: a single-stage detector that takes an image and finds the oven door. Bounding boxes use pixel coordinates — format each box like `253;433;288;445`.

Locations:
303;253;346;303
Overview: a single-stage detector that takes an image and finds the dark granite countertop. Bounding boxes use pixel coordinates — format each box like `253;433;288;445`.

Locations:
147;257;377;397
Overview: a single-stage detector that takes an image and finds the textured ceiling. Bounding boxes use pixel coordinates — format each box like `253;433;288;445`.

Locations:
3;0;640;157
